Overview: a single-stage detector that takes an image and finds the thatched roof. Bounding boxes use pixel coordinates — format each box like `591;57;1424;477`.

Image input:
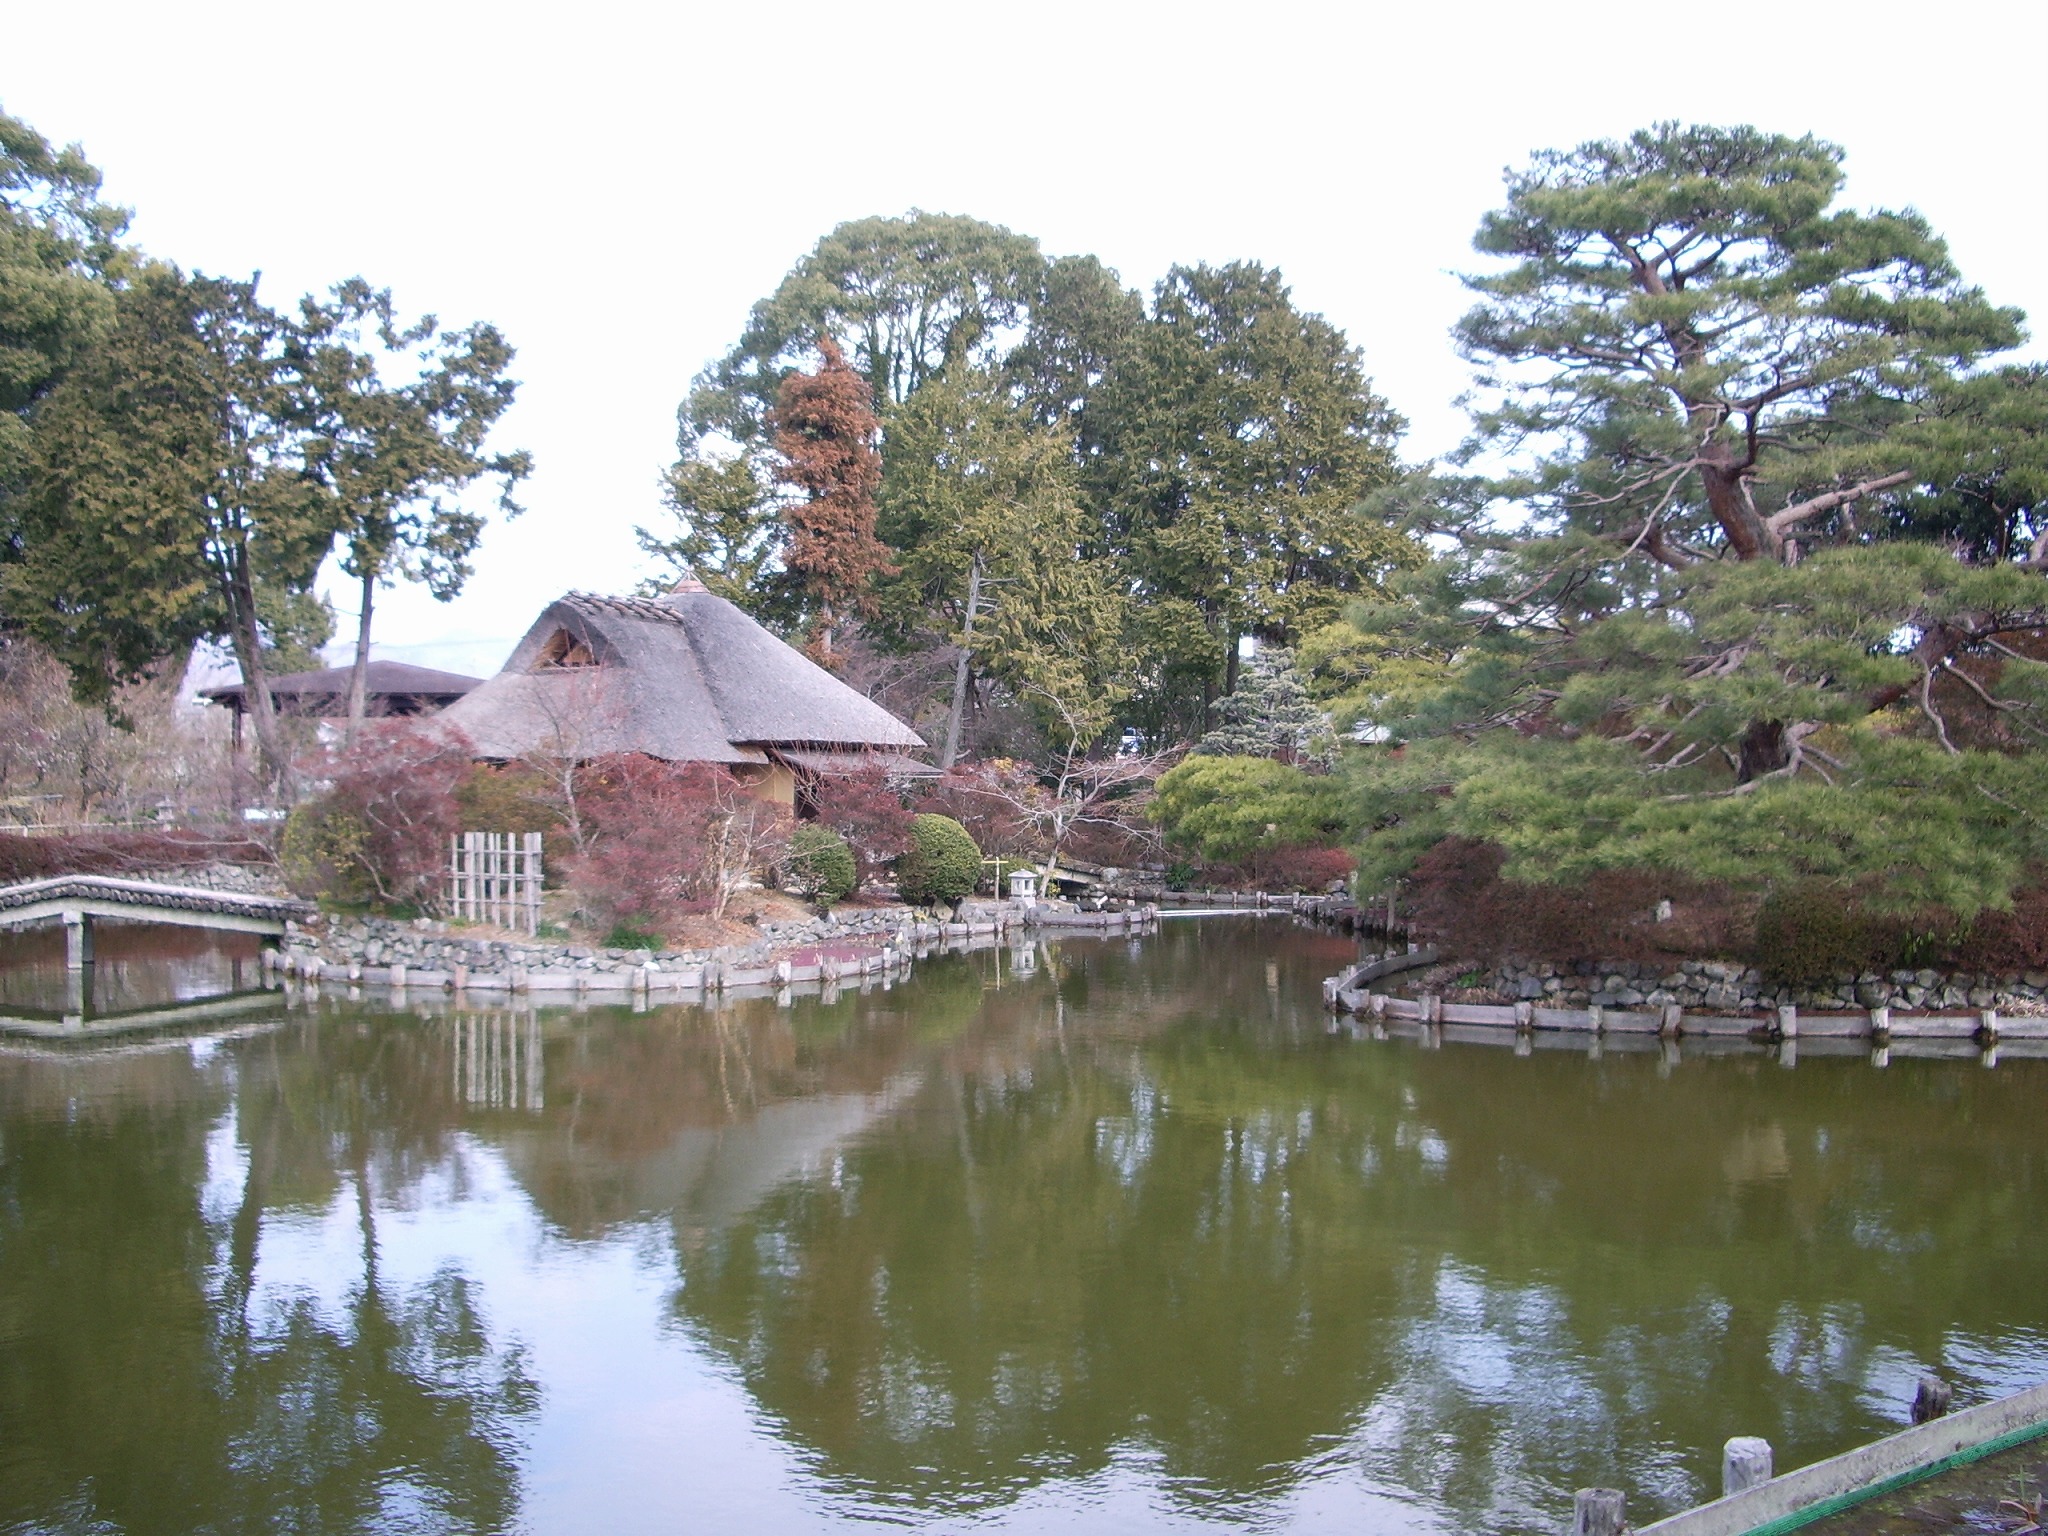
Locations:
201;660;481;717
440;586;928;767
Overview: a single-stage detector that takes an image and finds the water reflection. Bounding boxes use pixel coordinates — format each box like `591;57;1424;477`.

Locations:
0;923;2043;1535
0;919;270;1022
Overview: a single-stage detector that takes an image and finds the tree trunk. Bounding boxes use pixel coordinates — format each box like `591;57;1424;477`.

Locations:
939;558;983;772
346;566;375;746
225;557;293;797
1699;455;1771;563
1737;719;1790;783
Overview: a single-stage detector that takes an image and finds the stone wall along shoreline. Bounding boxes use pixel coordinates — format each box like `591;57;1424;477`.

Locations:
277;898;1159;997
1326;950;2048;1043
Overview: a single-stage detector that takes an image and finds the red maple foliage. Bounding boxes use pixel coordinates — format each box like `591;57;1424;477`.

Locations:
570;755;790;932
285;722;473;907
810;765;916;890
771;338;893;667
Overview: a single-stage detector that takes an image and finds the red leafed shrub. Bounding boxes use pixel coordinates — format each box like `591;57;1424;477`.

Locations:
570;756;790;931
1247;843;1356;893
0;829;273;883
1403;837;1746;966
810;765;915;890
281;723;472;908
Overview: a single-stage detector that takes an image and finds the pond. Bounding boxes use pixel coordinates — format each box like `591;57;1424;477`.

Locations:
1;919;2043;1535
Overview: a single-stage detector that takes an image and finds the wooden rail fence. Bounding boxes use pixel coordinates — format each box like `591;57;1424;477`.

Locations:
447;833;543;934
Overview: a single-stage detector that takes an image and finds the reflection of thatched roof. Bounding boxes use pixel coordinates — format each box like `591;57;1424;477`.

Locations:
200;660;481;717
440;587;928;765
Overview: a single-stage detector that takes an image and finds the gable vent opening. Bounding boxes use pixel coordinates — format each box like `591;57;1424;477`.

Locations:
534;629;597;669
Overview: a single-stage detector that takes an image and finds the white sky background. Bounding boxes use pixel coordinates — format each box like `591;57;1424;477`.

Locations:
7;0;2046;679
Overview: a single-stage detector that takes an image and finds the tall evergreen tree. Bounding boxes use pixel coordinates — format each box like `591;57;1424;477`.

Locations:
1087;261;1409;735
877;366;1129;756
6;266;336;786
0;109;129;568
771;339;890;667
1197;647;1326;761
1453;121;2022;570
295;279;529;741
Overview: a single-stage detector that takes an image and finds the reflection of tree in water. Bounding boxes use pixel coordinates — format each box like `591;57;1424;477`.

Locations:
223;1267;535;1533
664;929;2048;1529
0;1019;537;1536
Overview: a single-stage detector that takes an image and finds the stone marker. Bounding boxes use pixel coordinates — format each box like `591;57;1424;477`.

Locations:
1573;1487;1627;1536
1911;1374;1953;1424
1723;1435;1773;1496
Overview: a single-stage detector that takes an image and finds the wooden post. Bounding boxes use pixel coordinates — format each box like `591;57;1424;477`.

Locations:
1869;1005;1890;1038
1776;1004;1798;1040
1978;1009;1999;1043
1573;1488;1626;1536
1911;1375;1953;1424
62;910;93;970
1724;1436;1773;1496
1661;1003;1683;1037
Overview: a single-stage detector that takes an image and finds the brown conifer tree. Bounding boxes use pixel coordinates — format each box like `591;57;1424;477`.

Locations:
770;338;891;666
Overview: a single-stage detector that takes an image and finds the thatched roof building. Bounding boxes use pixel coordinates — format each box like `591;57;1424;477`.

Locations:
440;585;929;803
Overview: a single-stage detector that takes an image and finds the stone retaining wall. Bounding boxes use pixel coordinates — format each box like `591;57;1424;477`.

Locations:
1491;957;2048;1014
279;898;1157;995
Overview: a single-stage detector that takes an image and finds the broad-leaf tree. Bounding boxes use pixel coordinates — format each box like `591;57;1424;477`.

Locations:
650;213;1048;621
689;211;1046;434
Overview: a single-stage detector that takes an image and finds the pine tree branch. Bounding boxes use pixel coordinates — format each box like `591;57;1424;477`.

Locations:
1919;662;1960;755
1764;471;1916;539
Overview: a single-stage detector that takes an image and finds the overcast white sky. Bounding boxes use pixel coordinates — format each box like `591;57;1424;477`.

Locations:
8;0;2046;679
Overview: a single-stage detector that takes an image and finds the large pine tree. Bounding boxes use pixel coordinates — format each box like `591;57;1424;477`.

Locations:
1333;124;2048;922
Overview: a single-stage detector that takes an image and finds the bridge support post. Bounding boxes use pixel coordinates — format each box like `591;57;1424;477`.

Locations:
61;909;94;971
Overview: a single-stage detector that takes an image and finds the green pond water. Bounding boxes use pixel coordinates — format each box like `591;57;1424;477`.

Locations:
1;919;2044;1535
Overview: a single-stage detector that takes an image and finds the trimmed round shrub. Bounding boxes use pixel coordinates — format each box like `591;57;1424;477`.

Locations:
898;814;982;909
783;824;857;904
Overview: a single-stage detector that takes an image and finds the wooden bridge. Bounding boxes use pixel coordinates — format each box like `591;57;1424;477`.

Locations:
0;875;312;970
